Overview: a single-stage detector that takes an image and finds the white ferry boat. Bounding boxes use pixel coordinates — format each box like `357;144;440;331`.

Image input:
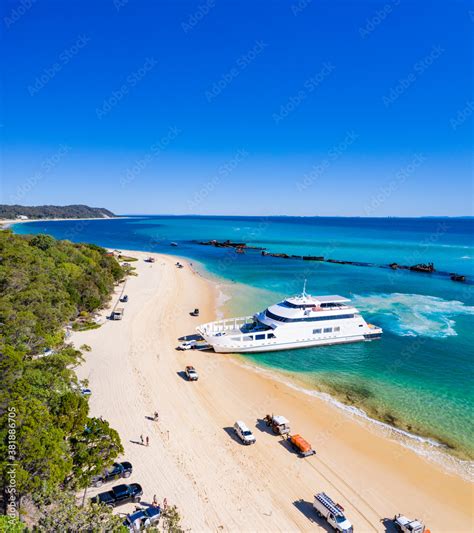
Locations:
197;287;382;353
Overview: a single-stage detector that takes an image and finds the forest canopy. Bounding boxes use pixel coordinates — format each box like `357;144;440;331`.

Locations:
0;231;125;527
0;204;116;220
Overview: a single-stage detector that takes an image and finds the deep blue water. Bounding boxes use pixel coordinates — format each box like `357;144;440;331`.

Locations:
12;216;474;458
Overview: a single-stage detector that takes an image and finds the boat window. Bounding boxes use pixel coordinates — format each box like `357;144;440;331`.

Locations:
324;327;332;333
255;334;266;340
313;328;322;334
279;301;316;309
334;327;340;332
265;310;354;323
268;333;276;339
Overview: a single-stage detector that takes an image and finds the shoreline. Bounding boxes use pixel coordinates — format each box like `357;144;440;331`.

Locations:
0;216;128;229
7;215;472;465
71;249;472;531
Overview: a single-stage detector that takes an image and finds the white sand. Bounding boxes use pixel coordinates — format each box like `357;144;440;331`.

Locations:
72;251;473;532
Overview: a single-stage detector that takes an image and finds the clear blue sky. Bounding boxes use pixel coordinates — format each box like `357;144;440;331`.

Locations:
1;0;472;216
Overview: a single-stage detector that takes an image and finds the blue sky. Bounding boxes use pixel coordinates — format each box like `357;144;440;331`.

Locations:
1;0;472;216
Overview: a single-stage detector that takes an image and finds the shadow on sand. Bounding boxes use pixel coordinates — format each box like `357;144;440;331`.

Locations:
222;426;248;446
255;418;276;435
380;518;400;532
176;371;189;381
293;500;334;532
178;334;202;342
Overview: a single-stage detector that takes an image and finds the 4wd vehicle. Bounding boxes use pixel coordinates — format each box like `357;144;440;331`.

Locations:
394;514;426;533
120;295;129;303
124;506;161;531
185;366;199;381
234;420;256;445
91;483;143;508
177;340;197;351
313;492;353;533
91;461;133;488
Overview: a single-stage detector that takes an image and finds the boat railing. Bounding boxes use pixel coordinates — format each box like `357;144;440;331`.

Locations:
198;315;254;334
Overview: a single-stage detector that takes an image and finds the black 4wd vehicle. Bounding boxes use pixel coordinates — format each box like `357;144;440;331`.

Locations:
91;483;143;508
91;461;133;487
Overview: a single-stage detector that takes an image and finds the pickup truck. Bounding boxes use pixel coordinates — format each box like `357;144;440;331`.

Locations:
91;483;143;508
124;506;161;531
185;366;199;381
394;514;426;533
91;461;133;487
313;492;353;533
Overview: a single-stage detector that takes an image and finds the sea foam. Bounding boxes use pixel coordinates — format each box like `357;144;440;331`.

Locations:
353;293;474;338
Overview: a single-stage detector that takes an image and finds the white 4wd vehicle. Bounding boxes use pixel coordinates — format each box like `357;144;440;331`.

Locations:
233;421;256;445
394;514;425;533
313;492;353;533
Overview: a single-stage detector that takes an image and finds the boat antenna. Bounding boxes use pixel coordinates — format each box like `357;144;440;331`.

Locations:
302;279;307;297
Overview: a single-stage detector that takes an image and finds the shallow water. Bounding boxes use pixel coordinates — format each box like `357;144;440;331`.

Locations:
12;215;474;460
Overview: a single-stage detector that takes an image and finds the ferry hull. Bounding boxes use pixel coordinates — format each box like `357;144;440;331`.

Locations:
202;333;377;354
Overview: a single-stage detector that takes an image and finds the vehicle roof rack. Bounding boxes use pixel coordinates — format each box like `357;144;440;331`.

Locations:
315;492;345;517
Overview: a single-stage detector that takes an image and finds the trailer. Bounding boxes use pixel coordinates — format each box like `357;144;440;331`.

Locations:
264;414;290;435
313;492;353;533
287;434;316;457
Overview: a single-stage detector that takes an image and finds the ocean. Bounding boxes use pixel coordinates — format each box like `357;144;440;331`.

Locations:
12;216;474;469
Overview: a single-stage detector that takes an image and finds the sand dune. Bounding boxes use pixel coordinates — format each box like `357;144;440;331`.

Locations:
73;251;473;532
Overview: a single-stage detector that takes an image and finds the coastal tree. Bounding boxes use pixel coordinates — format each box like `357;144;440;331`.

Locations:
35;490;126;532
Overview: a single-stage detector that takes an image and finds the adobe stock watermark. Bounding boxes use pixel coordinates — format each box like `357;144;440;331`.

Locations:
3;0;37;29
5;407;17;520
113;0;130;12
450;100;474;131
364;153;426;215
358;0;400;38
295;130;358;192
96;57;157;119
119;126;181;187
181;0;216;33
382;45;444;107
28;35;90;96
291;0;312;16
205;40;268;102
272;62;335;124
186;148;249;211
9;144;71;203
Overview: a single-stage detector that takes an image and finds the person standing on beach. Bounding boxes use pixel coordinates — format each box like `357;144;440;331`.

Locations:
146;436;149;446
152;494;158;507
140;434;144;445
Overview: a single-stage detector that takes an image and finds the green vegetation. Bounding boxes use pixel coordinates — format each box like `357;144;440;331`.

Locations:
0;204;116;220
0;231;125;527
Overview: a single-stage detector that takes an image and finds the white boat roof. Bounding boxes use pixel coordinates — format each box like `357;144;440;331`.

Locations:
285;294;350;305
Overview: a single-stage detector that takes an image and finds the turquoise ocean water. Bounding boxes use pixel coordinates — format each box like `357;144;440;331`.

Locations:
12;216;474;465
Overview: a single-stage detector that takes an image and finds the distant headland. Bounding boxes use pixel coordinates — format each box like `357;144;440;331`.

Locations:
0;204;117;220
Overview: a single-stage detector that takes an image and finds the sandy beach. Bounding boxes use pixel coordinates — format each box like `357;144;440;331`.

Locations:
72;250;473;532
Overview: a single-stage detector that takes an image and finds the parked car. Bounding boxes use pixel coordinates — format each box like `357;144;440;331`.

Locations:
80;388;92;396
394;514;426;533
178;340;197;351
120;295;129;303
91;461;133;488
124;506;161;531
190;308;199;317
111;308;124;320
185;366;199;381
91;483;143;508
233;420;256;445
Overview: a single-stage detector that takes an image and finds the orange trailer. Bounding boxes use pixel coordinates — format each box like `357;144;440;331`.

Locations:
288;434;316;457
